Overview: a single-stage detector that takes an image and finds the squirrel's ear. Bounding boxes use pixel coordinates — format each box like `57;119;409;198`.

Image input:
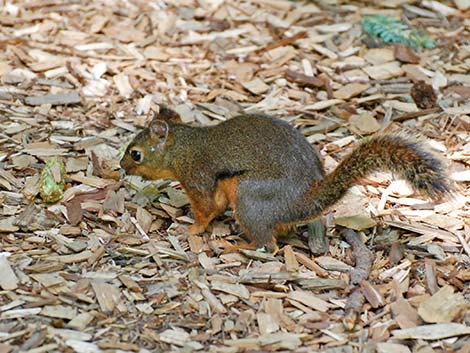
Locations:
149;119;169;152
158;105;181;122
149;119;168;138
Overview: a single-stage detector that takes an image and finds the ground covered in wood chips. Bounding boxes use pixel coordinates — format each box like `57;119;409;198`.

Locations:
0;0;469;352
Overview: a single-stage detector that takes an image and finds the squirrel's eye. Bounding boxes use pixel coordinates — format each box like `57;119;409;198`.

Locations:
130;149;142;163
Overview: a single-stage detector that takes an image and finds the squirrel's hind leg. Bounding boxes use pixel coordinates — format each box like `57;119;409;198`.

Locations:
236;222;278;253
233;181;284;253
186;176;240;235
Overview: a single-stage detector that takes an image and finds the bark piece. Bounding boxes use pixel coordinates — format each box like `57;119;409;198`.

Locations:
339;227;374;284
410;80;437;109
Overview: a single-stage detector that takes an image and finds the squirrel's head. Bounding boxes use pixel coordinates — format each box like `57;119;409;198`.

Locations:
120;106;180;180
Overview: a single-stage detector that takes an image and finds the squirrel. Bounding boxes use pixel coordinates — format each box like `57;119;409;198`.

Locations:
120;106;451;253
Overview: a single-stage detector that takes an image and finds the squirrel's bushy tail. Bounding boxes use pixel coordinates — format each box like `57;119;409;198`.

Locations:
302;134;452;218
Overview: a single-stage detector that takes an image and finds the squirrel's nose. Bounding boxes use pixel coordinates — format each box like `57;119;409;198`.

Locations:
119;168;127;179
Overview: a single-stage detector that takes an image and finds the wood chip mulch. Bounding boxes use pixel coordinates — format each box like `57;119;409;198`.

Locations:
0;1;469;352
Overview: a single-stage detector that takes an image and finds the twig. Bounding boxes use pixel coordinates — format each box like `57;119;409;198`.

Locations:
343;289;364;330
256;31;307;54
338;227;374;284
393;107;441;122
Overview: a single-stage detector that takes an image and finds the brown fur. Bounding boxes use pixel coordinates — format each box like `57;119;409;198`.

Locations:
121;108;451;253
186;176;239;235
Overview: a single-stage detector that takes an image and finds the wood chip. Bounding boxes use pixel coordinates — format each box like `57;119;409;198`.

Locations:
363;62;403;80
241;78;270;95
392;323;470;340
25;91;81;106
158;328;190;346
49;250;93;263
0;256;18;290
418;285;467;323
333;83;370;99
304;99;344;110
211;280;250;299
349;113;381;135
377;343;411;353
41;306;77;320
360;281;385;308
335;214;377;231
288;290;329;312
91;280;119;313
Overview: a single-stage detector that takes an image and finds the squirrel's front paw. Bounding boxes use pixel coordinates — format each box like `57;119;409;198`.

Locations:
187;223;206;235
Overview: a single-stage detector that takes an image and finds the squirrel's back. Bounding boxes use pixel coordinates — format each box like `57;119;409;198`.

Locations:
176;113;325;185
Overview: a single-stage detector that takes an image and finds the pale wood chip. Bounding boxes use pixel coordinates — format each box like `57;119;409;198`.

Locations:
392;323;470;340
69;174;116;188
211;280;250;299
363;62;403;80
383;100;419;112
48;250;93;264
65;340;102;353
364;48;395;65
297;278;347;290
0;256;18;290
335;214;377;231
0;218;19;233
91;280;120;313
113;73;134;98
257;312;279;335
21;343;59;353
41;305;77;320
288;290;329;312
30;273;64;288
224;337;259;349
241;78;270;95
391;298;419;329
25;91;81;106
259;332;303;350
333;83;370;100
238;249;276;261
422;0;459;15
130;216;150;241
158;328;190;346
360;281;385;308
315;256;352;272
418;285;467;323
67;312;94;331
283;245;299;272
377;343;411;353
201;287;227;314
312;44;338;60
1;308;42;319
452;170;470;181
118;275;142;293
455;0;470;10
304;99;344;111
198;252;217;270
240;271;299;284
